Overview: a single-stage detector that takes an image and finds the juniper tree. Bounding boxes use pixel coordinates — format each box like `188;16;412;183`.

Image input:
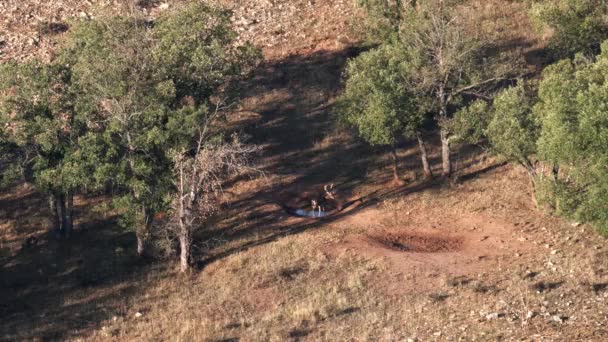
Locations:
451;81;542;204
531;0;608;59
487;83;540;187
0;61;86;237
60;16;174;254
59;3;259;256
535;45;608;232
153;3;260;271
355;0;522;177
335;44;432;182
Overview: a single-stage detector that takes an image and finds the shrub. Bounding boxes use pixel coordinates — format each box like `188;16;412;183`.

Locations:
531;0;608;58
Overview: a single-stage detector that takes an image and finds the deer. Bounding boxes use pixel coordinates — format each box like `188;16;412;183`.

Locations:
310;183;337;216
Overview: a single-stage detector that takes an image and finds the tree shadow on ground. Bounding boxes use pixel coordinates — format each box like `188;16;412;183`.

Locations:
197;178;444;270
0;44;498;340
194;45;497;267
0;187;164;341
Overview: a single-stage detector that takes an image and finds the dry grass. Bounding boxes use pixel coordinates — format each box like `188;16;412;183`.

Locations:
4;154;608;340
3;1;608;341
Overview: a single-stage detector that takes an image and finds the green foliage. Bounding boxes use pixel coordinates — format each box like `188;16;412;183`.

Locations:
453;42;608;233
335;44;425;146
0;59;90;194
534;43;608;232
531;0;608;58
486;83;539;168
395;0;522;139
353;0;523;176
534;59;583;164
153;3;260;102
1;2;260;241
453;82;540;168
353;0;410;42
451;100;490;145
62;16;176;222
534;176;584;218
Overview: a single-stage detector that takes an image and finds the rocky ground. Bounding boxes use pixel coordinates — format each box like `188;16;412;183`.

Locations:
0;0;357;62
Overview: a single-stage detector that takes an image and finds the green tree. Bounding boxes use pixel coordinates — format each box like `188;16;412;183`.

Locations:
0;61;86;237
451;82;541;203
60;3;259;256
353;0;412;42
535;44;608;232
450;99;490;147
487;83;540;179
531;0;608;59
335;44;432;182
61;16;174;254
395;0;522;177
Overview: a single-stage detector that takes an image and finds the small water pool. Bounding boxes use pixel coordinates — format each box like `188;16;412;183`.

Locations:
293;208;329;218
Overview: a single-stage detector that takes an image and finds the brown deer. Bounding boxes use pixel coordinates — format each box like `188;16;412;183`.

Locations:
310;184;337;216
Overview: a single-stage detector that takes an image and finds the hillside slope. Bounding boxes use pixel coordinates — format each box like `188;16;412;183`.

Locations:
1;1;608;341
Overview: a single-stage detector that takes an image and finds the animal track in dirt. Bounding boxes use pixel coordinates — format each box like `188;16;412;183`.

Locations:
369;232;464;253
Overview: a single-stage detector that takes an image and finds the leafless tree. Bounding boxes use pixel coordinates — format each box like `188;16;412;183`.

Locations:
170;107;261;272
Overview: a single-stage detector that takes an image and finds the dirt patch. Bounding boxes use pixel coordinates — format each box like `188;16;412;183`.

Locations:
369;232;464;253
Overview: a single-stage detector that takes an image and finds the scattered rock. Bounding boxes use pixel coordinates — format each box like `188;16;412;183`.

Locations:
526;311;536;320
485;312;502;320
134;312;143;318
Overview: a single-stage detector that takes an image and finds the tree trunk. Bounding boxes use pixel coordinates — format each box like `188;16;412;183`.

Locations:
136;205;151;257
177;159;191;273
179;222;190;273
64;192;74;238
416;132;433;179
552;163;559;183
528;173;538;208
440;129;451;177
390;144;404;185
137;234;145;256
104;180;114;196
524;163;539;208
58;192;67;236
49;194;60;235
126;132;149;256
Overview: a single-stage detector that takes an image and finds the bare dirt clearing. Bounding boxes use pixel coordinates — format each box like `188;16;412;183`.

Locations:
1;0;608;341
368;232;464;253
